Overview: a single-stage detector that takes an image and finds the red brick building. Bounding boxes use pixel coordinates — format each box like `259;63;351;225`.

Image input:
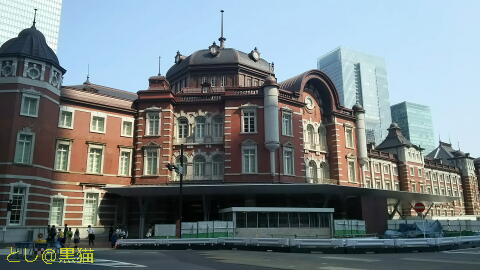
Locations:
0;25;478;240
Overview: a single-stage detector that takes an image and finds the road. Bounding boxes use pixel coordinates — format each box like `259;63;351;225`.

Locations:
1;247;480;269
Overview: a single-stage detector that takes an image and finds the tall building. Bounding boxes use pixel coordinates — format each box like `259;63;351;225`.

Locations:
391;101;436;154
0;0;62;52
317;47;392;144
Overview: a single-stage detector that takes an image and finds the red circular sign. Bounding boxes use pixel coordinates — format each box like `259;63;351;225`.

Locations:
414;202;425;213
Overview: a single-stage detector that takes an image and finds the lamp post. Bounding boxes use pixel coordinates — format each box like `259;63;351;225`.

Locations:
166;144;184;238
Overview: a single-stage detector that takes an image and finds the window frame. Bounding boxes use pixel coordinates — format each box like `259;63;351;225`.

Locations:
14;131;35;165
283;147;294;176
241;143;258;174
212;154;224;178
195;116;207;139
318;124;327;151
54;139;72;172
20;93;40;117
347;159;356;183
241;108;257;134
8;184;29;226
58;106;74;129
121;118;134;137
145;111;160;136
193;155;206;178
83;192;99;226
281;111;293;136
86;144;104;174
90;112;107;134
177;117;189;139
143;147;159;176
345;126;354;148
49;195;66;226
118;148;132;176
212;116;224;138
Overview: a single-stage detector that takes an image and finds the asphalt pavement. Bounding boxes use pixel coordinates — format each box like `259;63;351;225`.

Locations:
1;247;479;269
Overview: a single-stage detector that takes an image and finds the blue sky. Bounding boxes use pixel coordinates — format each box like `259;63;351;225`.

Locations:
56;0;479;156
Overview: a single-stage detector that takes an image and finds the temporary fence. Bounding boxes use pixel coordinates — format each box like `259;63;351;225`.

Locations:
116;235;480;251
154;221;234;239
334;220;366;237
388;219;480;233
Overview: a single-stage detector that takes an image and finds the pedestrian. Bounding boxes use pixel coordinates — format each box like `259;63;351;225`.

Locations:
146;226;153;238
48;225;57;247
46;225;51;243
110;230;118;248
66;228;73;247
87;225;95;247
73;228;80;248
57;228;64;248
108;226;113;242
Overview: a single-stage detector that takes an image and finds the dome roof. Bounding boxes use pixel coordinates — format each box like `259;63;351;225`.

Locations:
0;26;65;73
166;48;270;78
352;103;364;112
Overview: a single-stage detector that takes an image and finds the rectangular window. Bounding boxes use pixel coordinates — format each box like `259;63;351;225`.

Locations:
241;109;256;133
58;109;73;128
282;112;292;136
221;76;226;87
86;145;103;174
83;193;99;226
213;118;224;138
412;183;416;192
90;115;106;133
20;94;39;117
178;119;189;138
9;186;26;225
54;140;70;171
210;76;216;87
144;148;158;175
393;166;398;176
283;147;294;175
374;163;380;173
418;168;422;177
118;149;132;176
345;127;354;148
383;164;390;174
348;160;356;182
50;197;64;226
246;77;252;87
146;112;160;136
242;146;257;173
121;119;133;137
15;132;34;164
410;167;414;176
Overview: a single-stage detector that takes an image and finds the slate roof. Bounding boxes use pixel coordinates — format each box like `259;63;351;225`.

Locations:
426;141;471;162
376;123;421;151
166;48;271;78
0;26;64;73
278;71;308;92
62;82;137;101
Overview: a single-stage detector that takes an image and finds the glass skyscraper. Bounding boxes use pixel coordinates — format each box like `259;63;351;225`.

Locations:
0;0;62;52
317;47;392;144
391;101;436;154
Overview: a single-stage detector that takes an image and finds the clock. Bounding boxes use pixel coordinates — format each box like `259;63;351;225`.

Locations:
249;47;260;61
305;96;314;110
209;42;220;57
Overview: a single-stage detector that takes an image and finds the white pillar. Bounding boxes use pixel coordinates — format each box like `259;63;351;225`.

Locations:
353;104;368;166
263;76;280;176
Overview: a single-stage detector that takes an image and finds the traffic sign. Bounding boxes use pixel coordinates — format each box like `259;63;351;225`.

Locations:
414;202;425;213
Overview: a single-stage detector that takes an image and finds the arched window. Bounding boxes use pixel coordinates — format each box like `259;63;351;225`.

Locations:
195;117;206;138
177;117;189;139
212;116;224;138
308;160;318;182
320;162;330;180
318;124;327;151
306;125;315;146
193;155;206;177
212;155;224;177
175;155;188;180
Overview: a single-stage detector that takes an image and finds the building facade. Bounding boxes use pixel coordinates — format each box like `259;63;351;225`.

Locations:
0;0;62;52
317;47;392;145
391;101;435;154
0;26;478;241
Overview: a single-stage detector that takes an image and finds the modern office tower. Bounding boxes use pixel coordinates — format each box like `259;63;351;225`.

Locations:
391;101;436;154
0;0;62;52
317;47;392;144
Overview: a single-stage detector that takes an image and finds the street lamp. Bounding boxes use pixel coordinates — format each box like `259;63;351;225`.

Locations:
166;144;184;238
